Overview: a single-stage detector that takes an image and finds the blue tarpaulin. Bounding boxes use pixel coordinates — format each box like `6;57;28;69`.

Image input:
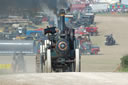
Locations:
65;18;69;22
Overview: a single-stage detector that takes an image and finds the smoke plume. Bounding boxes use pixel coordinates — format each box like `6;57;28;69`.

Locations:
0;0;68;16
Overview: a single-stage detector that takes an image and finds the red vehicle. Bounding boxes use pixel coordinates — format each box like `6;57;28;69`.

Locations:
91;46;100;55
85;27;98;36
42;17;48;22
76;31;100;55
80;38;100;55
75;26;89;36
75;29;89;35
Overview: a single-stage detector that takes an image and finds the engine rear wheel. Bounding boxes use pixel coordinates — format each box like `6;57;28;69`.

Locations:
75;49;81;72
40;55;46;72
46;49;52;72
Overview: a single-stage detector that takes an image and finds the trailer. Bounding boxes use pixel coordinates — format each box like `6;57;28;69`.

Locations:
0;40;37;72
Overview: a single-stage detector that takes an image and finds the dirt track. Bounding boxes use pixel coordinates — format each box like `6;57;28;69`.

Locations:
0;73;128;85
82;15;128;72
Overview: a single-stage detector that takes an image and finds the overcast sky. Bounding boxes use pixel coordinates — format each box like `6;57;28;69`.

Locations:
122;0;128;5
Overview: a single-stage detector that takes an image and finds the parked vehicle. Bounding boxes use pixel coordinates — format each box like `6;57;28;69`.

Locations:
85;26;98;36
79;36;100;55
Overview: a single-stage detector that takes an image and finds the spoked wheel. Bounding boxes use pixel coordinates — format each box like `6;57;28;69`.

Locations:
36;43;47;73
46;49;52;72
37;50;52;73
44;49;52;73
40;54;46;72
75;49;81;72
41;44;47;73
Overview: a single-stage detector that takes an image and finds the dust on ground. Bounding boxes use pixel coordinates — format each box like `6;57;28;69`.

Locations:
0;73;128;85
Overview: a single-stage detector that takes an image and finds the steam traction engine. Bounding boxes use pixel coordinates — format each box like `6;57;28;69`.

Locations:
36;9;81;72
